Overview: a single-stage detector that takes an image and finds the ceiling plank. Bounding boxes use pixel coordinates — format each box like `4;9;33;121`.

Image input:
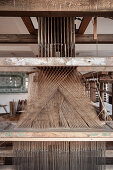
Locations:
0;57;113;67
21;17;36;34
78;17;92;34
0;34;113;44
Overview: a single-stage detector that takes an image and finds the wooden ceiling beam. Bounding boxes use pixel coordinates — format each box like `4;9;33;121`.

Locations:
0;0;113;16
0;11;113;17
21;17;36;34
78;17;92;34
0;34;113;44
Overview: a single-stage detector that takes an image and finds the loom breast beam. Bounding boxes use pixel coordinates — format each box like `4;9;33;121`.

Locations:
1;127;113;141
1;57;113;67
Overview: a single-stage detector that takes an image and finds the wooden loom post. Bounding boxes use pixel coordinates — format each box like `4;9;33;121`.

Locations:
100;82;104;111
112;84;113;120
90;81;96;102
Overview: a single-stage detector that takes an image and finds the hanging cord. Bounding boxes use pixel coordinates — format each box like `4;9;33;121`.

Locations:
92;72;108;121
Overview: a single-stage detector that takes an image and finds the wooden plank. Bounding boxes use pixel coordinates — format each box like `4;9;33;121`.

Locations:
76;34;113;44
0;0;113;15
83;71;108;79
99;75;113;82
0;67;38;72
21;17;36;34
78;67;113;72
1;34;113;44
1;57;113;67
1;67;113;72
78;17;92;34
0;127;113;141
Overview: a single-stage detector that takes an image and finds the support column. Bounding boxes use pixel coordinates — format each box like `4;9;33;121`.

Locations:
100;82;104;111
112;84;113;120
90;81;96;102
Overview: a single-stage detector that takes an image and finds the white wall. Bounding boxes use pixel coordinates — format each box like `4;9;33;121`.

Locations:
0;93;28;114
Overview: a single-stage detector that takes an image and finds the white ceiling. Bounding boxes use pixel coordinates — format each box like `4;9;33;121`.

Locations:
0;17;113;57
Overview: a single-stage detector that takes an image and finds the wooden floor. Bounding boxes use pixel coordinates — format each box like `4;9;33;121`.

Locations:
0;121;113;141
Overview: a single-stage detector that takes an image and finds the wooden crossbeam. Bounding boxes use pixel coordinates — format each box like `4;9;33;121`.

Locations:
0;34;113;44
99;75;113;82
0;1;113;16
0;67;113;72
78;17;92;34
77;67;113;72
0;127;113;141
0;57;113;67
0;67;38;72
83;71;108;79
21;17;36;34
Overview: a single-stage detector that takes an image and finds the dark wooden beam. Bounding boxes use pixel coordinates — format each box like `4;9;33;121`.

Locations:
0;11;113;17
77;67;113;72
99;75;113;82
83;72;108;79
77;17;92;34
76;34;113;44
0;0;113;17
21;17;36;34
1;34;113;44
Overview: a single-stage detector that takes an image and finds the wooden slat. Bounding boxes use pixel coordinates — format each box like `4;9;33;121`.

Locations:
1;34;113;44
78;17;92;34
21;17;36;34
1;57;113;67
